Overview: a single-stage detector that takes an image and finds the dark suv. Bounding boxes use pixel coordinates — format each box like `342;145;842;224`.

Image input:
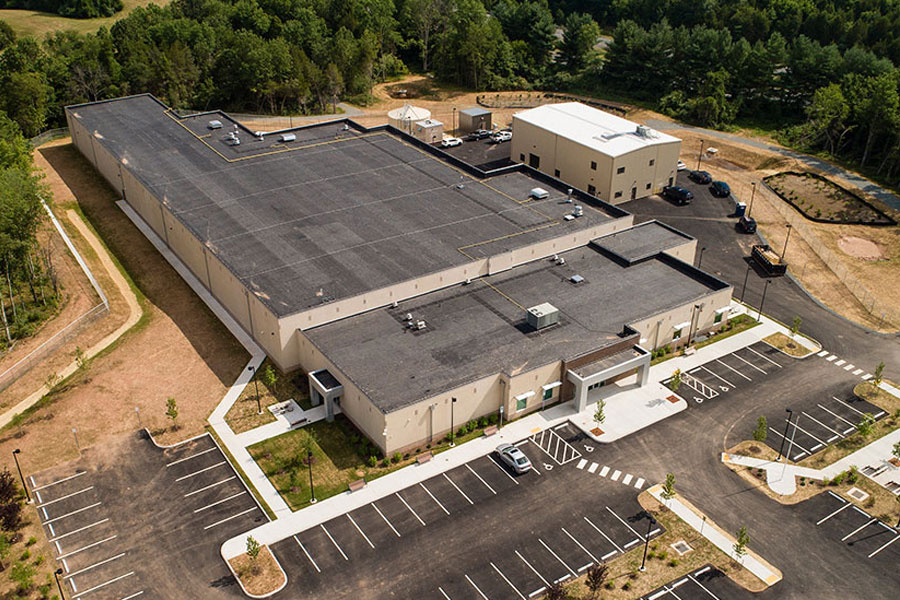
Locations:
467;129;492;140
710;180;731;197
736;215;757;233
662;185;693;205
688;170;712;184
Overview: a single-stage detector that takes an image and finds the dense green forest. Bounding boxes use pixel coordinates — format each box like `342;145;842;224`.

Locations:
3;0;900;184
2;0;123;19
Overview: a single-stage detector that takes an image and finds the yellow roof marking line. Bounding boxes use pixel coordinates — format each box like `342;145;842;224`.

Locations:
480;279;527;312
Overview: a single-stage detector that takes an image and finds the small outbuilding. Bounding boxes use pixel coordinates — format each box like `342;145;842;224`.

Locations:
413;119;443;144
459;107;492;133
388;104;431;134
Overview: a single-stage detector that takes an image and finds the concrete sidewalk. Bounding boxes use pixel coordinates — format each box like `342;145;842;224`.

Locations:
648;484;782;587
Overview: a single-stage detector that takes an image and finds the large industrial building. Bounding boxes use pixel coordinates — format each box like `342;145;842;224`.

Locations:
510;102;681;204
66;95;730;454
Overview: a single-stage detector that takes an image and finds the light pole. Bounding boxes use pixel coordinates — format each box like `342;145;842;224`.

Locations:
639;516;657;571
450;397;457;446
248;365;261;415
499;405;504;429
777;408;793;461
54;568;64;599
757;279;771;321
72;428;80;452
740;262;752;303
307;448;316;504
12;450;29;503
698;246;707;269
697;139;704;170
781;412;800;476
453;107;457;136
748;182;757;217
780;224;793;263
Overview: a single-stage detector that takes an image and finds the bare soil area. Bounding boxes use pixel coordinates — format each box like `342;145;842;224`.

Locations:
229;545;285;596
837;236;884;260
0;140;247;475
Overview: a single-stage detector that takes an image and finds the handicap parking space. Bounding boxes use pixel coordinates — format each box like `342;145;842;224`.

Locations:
808;491;900;562
642;565;756;600
528;423;583;466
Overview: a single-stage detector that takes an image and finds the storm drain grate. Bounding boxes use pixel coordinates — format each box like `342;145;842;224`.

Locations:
847;487;869;502
671;540;693;555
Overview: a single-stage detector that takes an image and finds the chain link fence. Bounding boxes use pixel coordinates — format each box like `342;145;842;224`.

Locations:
29;128;69;148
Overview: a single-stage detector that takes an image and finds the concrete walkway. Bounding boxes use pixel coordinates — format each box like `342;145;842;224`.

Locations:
645;118;900;212
647;484;782;587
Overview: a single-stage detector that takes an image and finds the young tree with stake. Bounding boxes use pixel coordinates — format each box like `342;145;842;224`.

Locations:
165;397;178;430
733;526;750;561
753;416;768;442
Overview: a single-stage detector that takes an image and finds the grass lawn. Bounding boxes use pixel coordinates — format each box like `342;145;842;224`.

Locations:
762;331;814;357
249;413;498;511
225;359;312;434
1;0;170;38
651;314;759;365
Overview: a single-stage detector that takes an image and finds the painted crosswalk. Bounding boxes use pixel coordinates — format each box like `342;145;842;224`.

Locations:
817;350;874;384
575;460;647;490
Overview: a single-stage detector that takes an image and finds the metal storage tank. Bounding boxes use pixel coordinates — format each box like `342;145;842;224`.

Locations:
387;104;432;134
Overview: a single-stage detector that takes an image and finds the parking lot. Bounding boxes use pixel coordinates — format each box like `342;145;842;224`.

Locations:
437;137;516;171
641;565;756;600
273;423;661;599
31;431;266;599
806;491;900;562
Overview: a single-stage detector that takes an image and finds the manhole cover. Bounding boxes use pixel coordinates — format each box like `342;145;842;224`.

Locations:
671;540;693;555
847;487;869;502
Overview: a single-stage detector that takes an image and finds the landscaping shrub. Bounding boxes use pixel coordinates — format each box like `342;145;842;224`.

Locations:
392;452;402;464
478;417;488;428
668;558;679;567
367;456;377;468
488;414;498;424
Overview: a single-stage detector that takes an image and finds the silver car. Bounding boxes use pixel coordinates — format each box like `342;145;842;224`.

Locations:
496;443;532;474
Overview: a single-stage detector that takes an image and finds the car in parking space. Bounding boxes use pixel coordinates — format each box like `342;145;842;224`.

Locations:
688;170;712;184
710;180;732;197
467;129;492;141
496;443;532;473
736;215;757;233
440;137;463;148
490;131;512;143
662;185;693;205
677;159;687;171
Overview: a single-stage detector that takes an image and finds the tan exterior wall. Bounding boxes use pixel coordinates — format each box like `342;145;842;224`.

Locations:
663;238;698;264
629;287;733;350
506;361;564;418
510;118;681;204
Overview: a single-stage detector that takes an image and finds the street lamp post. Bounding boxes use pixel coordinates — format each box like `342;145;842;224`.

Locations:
453;107;457;136
758;279;772;321
639;517;657;571
697;139;704;170
780;224;793;263
748;182;757;217
450;397;457;446
740;262;752;303
777;408;793;461
54;568;65;599
12;450;29;503
781;413;801;477
499;405;504;429
698;246;707;269
248;365;261;415
135;406;142;429
307;448;316;504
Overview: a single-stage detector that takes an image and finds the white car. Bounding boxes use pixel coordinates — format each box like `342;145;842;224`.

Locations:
490;131;512;143
496;443;532;474
677;160;687;171
441;137;463;148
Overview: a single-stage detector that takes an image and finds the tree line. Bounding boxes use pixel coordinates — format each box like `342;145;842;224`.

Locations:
2;0;123;19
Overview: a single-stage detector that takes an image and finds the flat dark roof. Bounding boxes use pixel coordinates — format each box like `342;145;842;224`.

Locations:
593;221;692;264
69;95;621;317
306;241;729;413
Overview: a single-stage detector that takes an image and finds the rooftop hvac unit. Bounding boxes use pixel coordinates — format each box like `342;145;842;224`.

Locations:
566;189;573;203
563;214;575;221
530;187;549;200
526;303;559;330
208;120;223;130
556;257;565;265
416;320;427;330
635;124;659;139
570;274;584;284
280;133;296;143
405;313;413;321
573;205;584;217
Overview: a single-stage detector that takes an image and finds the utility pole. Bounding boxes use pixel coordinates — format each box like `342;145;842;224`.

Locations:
780;224;793;263
758;279;772;321
697;139;704;170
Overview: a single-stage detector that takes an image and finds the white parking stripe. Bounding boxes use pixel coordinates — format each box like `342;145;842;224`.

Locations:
443;473;474;505
700;366;734;388
576;459;587;470
826;355;837;361
38;486;94;508
438;587;451;600
294;536;320;573
817;350;829;357
193;491;246;513
166;447;217;467
488;456;519;485
817;404;856;427
491;562;526;599
862;374;872;380
601;550;617;560
175;461;226;482
817;502;852;525
49;518;109;542
72;571;135;598
516;550;549;586
396;493;426;526
465;574;489;599
715;359;752;381
347;514;375;549
588;463;598;474
562;527;599;563
599;466;610;477
583;516;623;553
32;471;86;492
44;503;102;525
844;364;854;370
606;507;644;540
791;420;828;447
623;539;640;549
202;507;257;530
420;483;450;515
56;535;117;560
63;553;125;580
767;426;812;455
611;470;621;481
371;503;401;537
320;524;348;561
465;464;496;495
833;396;866;416
184;476;236;497
842;518;877;541
747;346;782;367
119;592;144;600
868;534;900;558
802;412;843;438
732;352;766;374
539;538;576;576
689;574;723;600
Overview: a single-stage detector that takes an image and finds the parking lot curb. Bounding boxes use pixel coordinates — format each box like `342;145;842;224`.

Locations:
222;544;289;599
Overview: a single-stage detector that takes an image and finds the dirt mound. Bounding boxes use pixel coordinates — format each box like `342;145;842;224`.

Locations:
838;236;884;260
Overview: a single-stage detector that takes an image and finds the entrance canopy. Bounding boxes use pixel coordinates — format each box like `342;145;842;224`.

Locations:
567;346;651;412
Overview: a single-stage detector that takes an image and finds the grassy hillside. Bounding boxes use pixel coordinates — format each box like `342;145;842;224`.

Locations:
1;0;168;38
